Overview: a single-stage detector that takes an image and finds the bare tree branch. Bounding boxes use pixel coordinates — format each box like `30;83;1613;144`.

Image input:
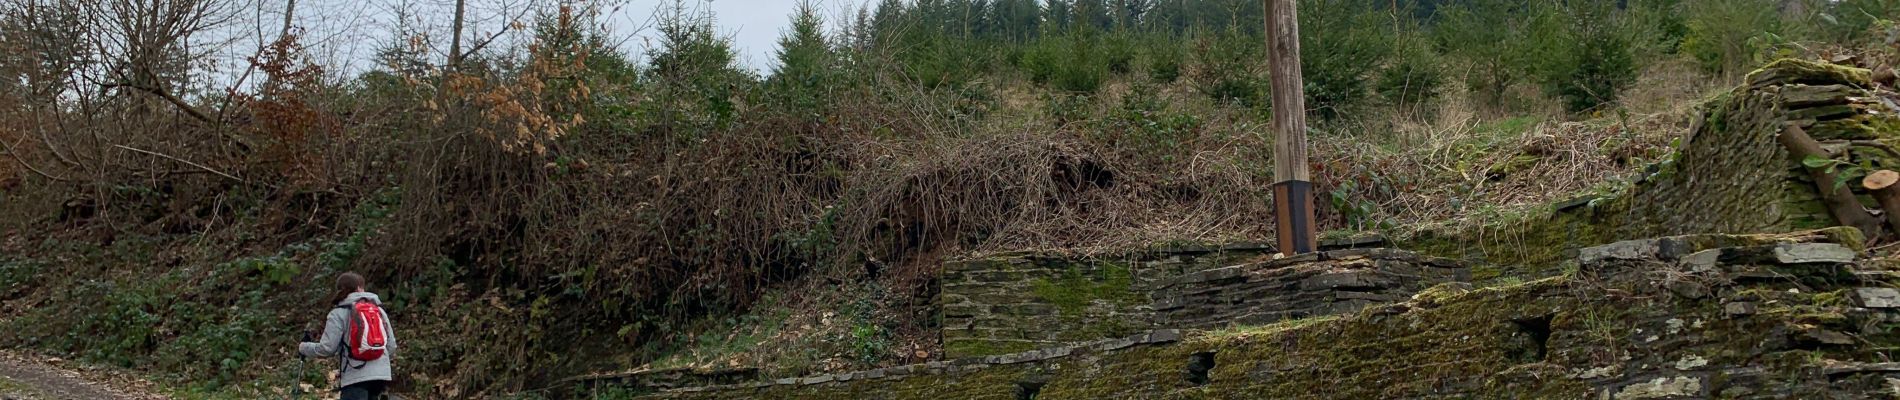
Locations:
0;136;72;182
112;144;244;183
101;81;216;123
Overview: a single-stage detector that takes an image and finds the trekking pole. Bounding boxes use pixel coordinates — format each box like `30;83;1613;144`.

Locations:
292;329;312;399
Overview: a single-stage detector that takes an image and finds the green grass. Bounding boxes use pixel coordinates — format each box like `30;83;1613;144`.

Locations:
1203;315;1342;339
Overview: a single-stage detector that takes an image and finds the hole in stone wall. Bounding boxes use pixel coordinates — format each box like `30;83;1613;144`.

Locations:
1506;315;1553;363
1185;351;1217;386
1014;380;1045;400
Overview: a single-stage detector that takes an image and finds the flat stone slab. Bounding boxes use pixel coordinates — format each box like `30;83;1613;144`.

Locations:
1854;287;1900;309
1772;243;1855;264
1580;238;1663;264
1298;270;1388;290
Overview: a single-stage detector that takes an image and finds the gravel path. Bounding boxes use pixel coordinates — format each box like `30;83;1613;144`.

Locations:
0;353;163;400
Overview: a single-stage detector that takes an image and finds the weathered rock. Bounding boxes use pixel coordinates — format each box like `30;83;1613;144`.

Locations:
1298;271;1387;290
1747;59;1874;88
1673;355;1709;370
1780;84;1857;108
1801;329;1856;346
1821;361;1900;376
1580;239;1660;264
1680;249;1722;271
1854;287;1900;309
1773;243;1855;264
1148;329;1181;343
1614;376;1704;399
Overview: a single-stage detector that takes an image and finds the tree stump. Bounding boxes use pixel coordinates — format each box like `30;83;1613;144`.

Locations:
1864;170;1900;233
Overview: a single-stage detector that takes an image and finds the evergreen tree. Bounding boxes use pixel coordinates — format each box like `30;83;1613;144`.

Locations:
770;1;834;119
1681;0;1781;81
1541;0;1636;113
1299;0;1395;118
1047;0;1074;30
872;0;910;46
1434;0;1551;112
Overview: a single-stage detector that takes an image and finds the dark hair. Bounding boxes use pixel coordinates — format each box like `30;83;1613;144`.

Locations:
328;272;367;305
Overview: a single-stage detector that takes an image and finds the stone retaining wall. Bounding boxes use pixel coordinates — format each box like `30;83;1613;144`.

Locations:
1402;59;1896;271
941;244;1465;358
1152;248;1467;329
939;244;1273;357
639;230;1900;399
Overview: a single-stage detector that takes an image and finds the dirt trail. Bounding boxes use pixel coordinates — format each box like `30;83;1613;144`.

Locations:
0;352;164;400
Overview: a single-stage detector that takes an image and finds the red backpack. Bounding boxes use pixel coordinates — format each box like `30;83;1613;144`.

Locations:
336;299;389;362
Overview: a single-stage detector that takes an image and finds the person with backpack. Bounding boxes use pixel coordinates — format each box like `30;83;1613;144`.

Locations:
299;272;396;400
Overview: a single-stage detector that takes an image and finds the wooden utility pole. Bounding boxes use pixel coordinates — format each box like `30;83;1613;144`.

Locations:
1266;0;1315;256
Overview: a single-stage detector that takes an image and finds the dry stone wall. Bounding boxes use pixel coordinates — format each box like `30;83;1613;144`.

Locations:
1403;59;1897;270
939;244;1274;357
1151;248;1467;329
638;230;1900;399
941;244;1467;358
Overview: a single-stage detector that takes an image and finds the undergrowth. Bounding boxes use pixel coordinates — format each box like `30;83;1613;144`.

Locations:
0;0;1892;398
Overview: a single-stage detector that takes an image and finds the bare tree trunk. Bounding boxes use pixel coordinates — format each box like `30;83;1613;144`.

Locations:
280;0;295;39
448;0;466;71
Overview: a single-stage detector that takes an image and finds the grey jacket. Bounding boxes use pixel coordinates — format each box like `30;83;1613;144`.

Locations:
298;292;397;388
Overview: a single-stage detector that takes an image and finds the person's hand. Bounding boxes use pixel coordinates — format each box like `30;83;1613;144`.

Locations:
298;329;314;360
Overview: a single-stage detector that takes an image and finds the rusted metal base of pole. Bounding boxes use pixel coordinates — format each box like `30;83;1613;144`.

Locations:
1273;180;1317;256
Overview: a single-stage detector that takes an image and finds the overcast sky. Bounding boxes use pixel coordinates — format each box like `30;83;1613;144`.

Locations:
227;0;869;81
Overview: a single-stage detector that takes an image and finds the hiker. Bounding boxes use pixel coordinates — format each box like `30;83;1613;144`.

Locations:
299;272;396;400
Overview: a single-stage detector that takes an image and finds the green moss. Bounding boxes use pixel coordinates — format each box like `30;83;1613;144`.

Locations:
1398;201;1615;281
1029;262;1137;315
1746;59;1874;88
1204;315;1340;338
943;340;1039;357
1809;113;1900;141
1486;154;1543;178
646;261;1900;399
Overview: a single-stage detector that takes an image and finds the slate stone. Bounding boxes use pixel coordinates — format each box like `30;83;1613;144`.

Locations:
1149;329;1182;343
1299;271;1387;290
1680;249;1722;271
1780;84;1855;108
1854;287;1900;308
1614;376;1704;399
1580;239;1660;264
1821;361;1900;376
1335;290;1403;302
1802;329;1856;345
1773;243;1855;264
1665;280;1710;299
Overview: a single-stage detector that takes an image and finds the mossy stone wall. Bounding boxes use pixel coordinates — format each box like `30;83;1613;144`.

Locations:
941;246;1465;358
1405;59;1895;274
1150;248;1467;329
940;245;1273;358
642;232;1900;399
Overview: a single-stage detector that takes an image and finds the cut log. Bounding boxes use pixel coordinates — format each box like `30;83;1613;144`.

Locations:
1780;123;1884;241
1864;170;1900;233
